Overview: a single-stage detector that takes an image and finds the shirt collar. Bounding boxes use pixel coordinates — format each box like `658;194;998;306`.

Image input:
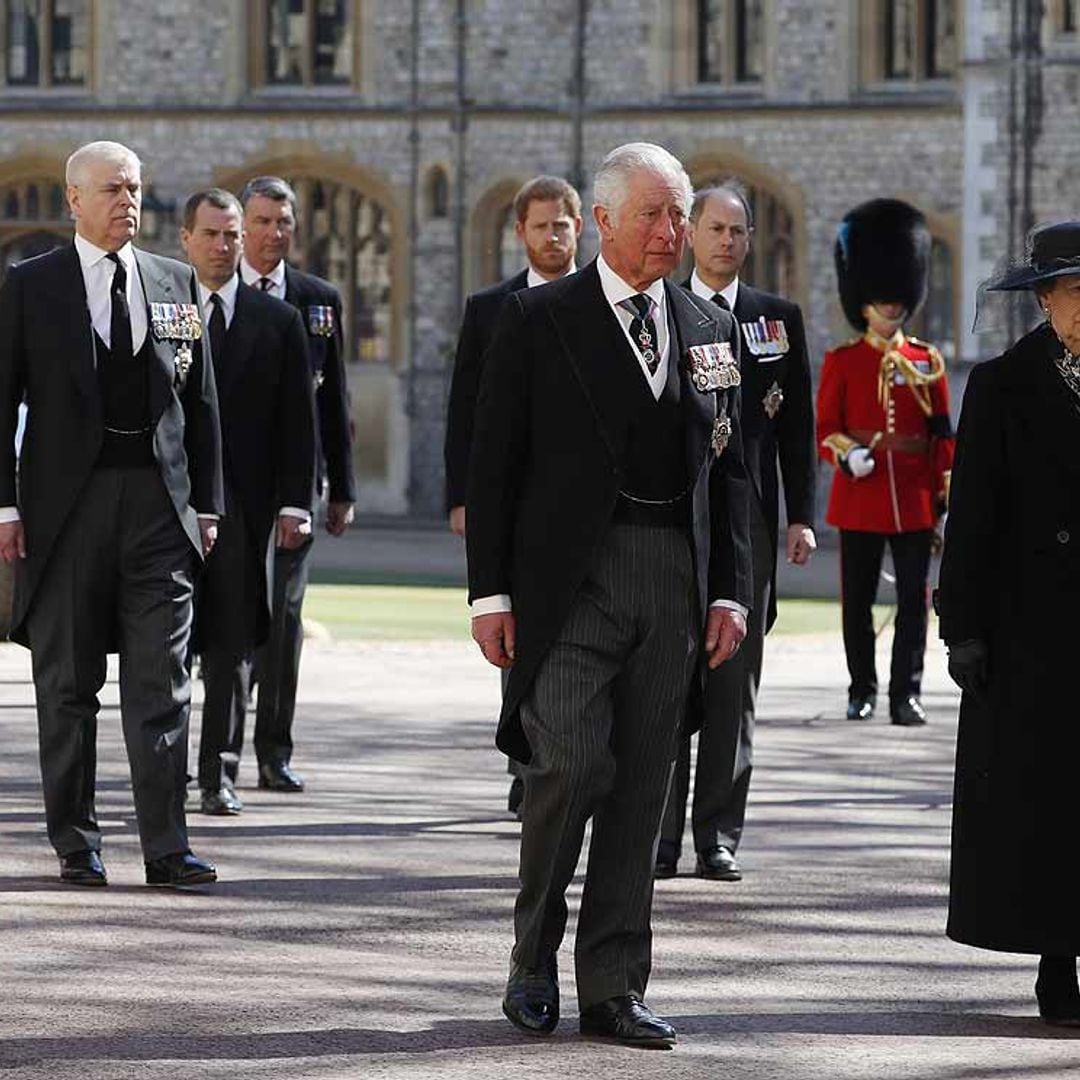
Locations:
240;256;285;291
198;272;239;312
597;252;666;313
690;268;739;310
526;262;576;289
865;327;906;353
74;233;136;273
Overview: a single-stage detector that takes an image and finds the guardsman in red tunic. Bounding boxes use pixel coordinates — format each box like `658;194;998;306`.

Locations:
816;199;955;726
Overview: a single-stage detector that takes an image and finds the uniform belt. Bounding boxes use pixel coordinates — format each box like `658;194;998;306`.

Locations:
850;429;929;455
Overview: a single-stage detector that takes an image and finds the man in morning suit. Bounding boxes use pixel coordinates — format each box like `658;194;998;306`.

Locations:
658;184;816;882
180;189;316;816
443;174;582;817
0;141;223;887
239;176;356;794
468;143;752;1048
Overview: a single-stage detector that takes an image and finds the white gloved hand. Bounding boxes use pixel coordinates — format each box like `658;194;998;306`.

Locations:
846;446;876;478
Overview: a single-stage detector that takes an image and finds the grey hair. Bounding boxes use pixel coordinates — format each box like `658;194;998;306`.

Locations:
592;142;693;222
65;141;141;187
239;175;299;217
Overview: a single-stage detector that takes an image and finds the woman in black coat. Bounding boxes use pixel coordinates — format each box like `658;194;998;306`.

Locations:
938;221;1080;1025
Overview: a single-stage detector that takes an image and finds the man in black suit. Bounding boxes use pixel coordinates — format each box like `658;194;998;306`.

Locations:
469;143;752;1048
443;174;582;816
238;176;356;795
657;184;816;883
179;189;316;815
0;141;223;887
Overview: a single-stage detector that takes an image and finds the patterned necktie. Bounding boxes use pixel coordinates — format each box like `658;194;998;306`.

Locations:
208;293;226;373
619;293;660;375
105;252;134;362
258;276;274;293
710;292;731;312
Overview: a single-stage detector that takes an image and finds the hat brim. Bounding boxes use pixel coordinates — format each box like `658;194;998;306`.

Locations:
986;264;1080;291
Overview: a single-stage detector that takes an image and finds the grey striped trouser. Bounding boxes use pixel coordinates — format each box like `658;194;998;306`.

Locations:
514;522;699;1008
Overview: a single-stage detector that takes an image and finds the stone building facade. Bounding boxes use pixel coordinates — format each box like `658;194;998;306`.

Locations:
0;0;1076;518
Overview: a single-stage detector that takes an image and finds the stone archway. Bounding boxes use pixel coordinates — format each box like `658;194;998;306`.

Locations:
467;176;526;294
0;168;71;285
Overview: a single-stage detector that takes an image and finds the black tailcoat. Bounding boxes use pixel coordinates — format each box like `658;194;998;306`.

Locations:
443;268;529;511
685;280;816;632
283;265;355;504
938;323;1080;954
0;243;224;645
467;260;753;762
195;281;316;652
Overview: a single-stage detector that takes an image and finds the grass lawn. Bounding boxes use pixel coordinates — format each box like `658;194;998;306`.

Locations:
302;584;895;642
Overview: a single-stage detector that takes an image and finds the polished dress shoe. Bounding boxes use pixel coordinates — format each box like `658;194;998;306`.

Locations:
1036;956;1080;1026
846;696;875;720
59;850;107;886
696;845;742;881
258;759;304;792
200;785;243;815
890;696;927;726
145;850;217;886
654;841;678;879
502;956;559;1035
579;994;676;1048
507;776;524;819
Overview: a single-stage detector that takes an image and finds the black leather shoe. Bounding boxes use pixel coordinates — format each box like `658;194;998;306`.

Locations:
1037;958;1080;1026
502;956;559;1035
507;776;524;819
890;696;927;726
696;845;742;881
579;994;676;1048
846;696;876;720
654;841;678;879
145;850;217;886
200;786;243;815
59;850;107;886
258;760;304;792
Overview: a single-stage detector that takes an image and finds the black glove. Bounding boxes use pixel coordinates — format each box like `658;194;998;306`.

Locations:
947;638;988;700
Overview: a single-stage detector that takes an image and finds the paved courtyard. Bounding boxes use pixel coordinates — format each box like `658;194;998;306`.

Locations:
2;628;1078;1079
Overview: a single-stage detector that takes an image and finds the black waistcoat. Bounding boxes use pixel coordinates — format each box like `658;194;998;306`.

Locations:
94;330;154;466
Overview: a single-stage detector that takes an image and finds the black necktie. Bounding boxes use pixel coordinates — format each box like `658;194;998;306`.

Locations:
208;293;226;373
619;293;660;375
710;292;731;312
258;277;273;293
106;252;134;363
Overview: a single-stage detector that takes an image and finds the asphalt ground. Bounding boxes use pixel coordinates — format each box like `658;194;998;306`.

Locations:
2;621;1079;1079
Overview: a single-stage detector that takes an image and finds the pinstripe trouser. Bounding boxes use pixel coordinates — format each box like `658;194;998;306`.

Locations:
514;522;699;1009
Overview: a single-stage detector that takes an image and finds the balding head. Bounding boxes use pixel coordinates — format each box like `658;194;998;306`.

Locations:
65;141;141;189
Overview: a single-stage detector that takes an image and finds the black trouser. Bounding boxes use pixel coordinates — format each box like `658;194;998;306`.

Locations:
514;524;698;1009
26;467;196;860
661;498;772;858
253;537;313;766
839;528;933;705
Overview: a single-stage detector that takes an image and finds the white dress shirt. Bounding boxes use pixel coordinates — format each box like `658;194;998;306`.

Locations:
471;256;747;622
240;257;286;299
198;274;309;525
690;269;739;314
525;262;577;289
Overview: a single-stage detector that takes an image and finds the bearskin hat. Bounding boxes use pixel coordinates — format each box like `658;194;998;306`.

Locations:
834;199;931;331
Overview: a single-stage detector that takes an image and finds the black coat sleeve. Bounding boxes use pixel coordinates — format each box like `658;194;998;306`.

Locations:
708;313;753;609
318;286;356;504
443;295;483;512
937;363;1005;644
465;293;530;602
181;266;224;517
276;307;317;512
0;266;26;508
775;302;816;527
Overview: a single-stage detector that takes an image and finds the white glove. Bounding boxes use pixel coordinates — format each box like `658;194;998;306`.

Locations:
847;446;875;478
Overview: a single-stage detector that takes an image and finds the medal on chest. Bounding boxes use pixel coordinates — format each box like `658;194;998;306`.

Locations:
306;304;336;338
686;342;740;392
711;412;733;457
740;316;790;359
149;302;202;388
763;380;784;419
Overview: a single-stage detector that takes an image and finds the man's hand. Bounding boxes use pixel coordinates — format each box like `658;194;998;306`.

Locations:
786;523;817;565
326;501;355;537
448;505;466;538
947;638;988;700
277;513;311;551
472;611;516;669
198;518;218;557
704;607;747;670
0;521;26;564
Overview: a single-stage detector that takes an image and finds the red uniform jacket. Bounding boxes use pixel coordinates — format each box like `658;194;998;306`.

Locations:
817;330;954;534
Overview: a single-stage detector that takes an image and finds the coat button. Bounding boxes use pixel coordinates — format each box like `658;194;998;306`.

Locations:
1057;529;1070;544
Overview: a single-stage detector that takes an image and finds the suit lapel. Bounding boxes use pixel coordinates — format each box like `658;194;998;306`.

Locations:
667;281;720;477
218;281;258;402
133;249;180;421
284;264;300;307
43;245;99;410
1024;328;1080;469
